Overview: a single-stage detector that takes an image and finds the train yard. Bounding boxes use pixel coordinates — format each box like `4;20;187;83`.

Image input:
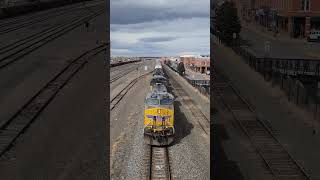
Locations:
213;69;311;180
0;1;107;179
110;60;210;179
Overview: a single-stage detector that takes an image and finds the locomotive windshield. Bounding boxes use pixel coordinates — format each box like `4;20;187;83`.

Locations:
146;98;159;105
160;98;173;105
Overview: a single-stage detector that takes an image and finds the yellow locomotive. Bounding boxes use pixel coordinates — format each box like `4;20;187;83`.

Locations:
144;90;175;146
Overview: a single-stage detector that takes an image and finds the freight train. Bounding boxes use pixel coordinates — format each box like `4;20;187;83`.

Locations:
144;61;175;146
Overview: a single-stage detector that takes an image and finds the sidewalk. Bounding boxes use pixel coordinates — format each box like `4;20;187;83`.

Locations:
239;22;320;59
242;21;306;44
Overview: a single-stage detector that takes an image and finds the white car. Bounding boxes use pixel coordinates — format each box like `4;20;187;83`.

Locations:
308;30;320;42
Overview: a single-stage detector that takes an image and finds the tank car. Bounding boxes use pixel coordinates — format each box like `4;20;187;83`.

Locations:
144;91;175;146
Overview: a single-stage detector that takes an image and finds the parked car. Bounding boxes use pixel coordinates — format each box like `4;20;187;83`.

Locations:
307;30;320;42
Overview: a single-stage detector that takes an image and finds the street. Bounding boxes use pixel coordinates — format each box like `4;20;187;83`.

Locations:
240;24;320;59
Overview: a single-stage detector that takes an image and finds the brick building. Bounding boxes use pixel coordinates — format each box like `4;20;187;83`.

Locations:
180;55;210;74
235;0;320;38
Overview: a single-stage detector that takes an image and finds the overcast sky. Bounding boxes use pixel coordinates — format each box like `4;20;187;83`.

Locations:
110;0;210;56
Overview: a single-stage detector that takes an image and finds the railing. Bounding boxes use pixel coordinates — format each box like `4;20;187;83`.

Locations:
231;46;320;78
229;43;320;127
183;77;210;98
165;63;210;98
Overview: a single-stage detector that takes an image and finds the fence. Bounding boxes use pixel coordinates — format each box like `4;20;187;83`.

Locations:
231;46;320;78
165;63;210;98
184;77;210;98
230;44;320;124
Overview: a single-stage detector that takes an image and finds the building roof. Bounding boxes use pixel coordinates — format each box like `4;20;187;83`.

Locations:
180;55;196;57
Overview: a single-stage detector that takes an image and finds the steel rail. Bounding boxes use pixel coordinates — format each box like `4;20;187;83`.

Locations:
0;7;99;54
163;65;210;135
0;8;104;69
110;65;139;83
213;68;312;180
0;1;103;35
144;146;172;180
0;44;107;158
110;70;153;111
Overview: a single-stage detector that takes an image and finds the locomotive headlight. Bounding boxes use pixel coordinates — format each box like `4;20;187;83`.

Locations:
157;109;161;114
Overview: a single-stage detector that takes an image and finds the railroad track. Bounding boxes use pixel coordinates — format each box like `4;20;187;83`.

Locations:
144;146;172;180
0;5;101;54
0;8;94;51
164;65;210;135
0;44;107;158
110;65;139;83
0;0;103;35
0;6;81;35
110;70;153;111
213;69;312;180
0;7;104;69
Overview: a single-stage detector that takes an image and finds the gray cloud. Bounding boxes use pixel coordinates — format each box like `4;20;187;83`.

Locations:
140;36;178;43
111;0;209;25
111;17;208;33
110;0;209;56
111;7;208;25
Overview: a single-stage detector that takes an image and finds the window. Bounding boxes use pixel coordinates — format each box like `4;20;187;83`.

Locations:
301;0;310;11
160;98;173;105
146;98;159;105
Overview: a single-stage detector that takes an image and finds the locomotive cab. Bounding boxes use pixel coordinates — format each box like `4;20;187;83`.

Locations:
144;91;175;146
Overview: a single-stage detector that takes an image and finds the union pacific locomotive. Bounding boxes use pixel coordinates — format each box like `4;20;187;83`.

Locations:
144;60;175;146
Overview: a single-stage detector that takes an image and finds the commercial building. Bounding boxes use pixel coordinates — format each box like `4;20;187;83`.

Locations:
235;0;320;38
180;55;210;74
